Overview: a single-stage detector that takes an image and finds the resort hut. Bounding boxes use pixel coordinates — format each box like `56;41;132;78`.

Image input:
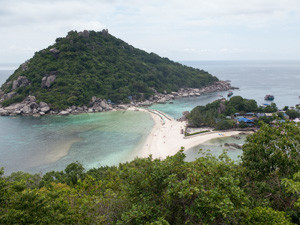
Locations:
255;113;266;118
237;117;254;126
245;112;255;118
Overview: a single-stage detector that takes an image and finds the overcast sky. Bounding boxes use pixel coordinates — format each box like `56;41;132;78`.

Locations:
1;0;300;63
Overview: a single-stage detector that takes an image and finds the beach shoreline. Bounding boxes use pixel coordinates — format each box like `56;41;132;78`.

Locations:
128;107;249;160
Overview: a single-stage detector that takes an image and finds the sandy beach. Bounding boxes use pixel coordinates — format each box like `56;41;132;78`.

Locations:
129;107;245;160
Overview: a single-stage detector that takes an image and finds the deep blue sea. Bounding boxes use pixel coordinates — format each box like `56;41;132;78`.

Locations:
0;61;299;174
150;60;300;119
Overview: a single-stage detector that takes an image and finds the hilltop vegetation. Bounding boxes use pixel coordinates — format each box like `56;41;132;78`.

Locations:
0;121;299;224
0;30;217;109
187;96;280;129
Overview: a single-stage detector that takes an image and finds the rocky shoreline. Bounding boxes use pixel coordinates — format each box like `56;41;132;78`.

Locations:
0;81;237;117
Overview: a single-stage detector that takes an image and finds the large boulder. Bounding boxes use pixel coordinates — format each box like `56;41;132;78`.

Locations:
58;111;69;116
0;109;9;116
29;102;39;109
21;105;31;114
100;100;109;110
140;100;152;106
12;76;30;90
93;106;102;112
118;105;128;110
21;61;29;71
49;48;60;55
41;72;57;88
157;97;167;104
39;102;50;113
78;30;89;38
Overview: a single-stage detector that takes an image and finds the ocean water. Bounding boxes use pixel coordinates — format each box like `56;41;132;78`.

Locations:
150;60;300;119
0;107;153;174
185;134;248;162
1;61;299;174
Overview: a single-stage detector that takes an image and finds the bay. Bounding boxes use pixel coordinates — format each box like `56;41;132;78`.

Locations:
0;60;299;174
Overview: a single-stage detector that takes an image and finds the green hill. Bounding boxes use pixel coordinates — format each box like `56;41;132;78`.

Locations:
0;29;218;109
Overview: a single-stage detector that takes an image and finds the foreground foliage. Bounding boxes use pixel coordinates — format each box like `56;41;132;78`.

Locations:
0;121;299;224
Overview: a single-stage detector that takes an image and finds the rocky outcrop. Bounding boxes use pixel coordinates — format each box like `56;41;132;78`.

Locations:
39;102;50;113
41;72;57;88
58;111;69;116
102;29;109;36
89;96;110;112
21;61;29;71
49;48;60;57
0;80;237;117
224;143;242;149
1;91;17;102
12;76;30;90
118;105;128;110
79;30;89;38
157;97;167;104
140;100;152;106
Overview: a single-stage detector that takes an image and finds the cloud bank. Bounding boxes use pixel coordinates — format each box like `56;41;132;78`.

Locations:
0;0;299;62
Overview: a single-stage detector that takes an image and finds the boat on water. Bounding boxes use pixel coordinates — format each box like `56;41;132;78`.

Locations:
227;91;233;97
264;95;274;101
169;101;174;104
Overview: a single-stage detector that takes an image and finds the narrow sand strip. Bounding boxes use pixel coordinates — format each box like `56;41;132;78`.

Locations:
129;107;245;159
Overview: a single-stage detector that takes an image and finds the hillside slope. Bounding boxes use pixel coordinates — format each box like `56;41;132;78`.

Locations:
0;29;218;109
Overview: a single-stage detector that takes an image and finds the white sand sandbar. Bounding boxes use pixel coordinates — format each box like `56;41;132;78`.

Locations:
129;107;247;160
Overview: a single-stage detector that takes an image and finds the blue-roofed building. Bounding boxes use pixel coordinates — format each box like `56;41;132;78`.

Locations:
237;117;254;126
238;117;253;123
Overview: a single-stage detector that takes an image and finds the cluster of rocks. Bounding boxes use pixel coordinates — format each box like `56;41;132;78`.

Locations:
138;81;236;106
55;98;112;116
0;96;50;116
0;95;114;117
12;76;30;90
224;143;243;149
0;80;237;117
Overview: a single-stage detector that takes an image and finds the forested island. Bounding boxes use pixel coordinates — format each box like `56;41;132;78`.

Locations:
0;29;223;115
0;121;299;224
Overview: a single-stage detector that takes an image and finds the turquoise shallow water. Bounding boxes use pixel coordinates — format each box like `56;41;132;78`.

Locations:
149;92;227;119
185;134;248;162
0;111;153;174
1;60;299;174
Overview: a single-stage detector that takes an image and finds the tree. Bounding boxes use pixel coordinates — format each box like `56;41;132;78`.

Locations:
215;119;235;130
245;207;293;225
241;121;300;212
263;103;278;113
242;122;300;180
286;109;300;119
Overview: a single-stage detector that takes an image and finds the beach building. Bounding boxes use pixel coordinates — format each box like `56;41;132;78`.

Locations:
237;117;254;126
244;112;255;118
265;113;273;117
255;113;265;118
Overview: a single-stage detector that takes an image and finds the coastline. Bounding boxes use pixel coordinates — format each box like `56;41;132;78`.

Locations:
0;80;236;117
129;107;248;160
